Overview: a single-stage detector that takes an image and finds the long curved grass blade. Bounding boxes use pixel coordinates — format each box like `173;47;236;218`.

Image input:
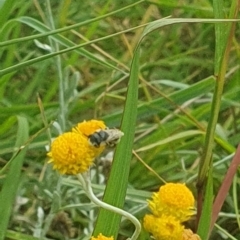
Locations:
140;18;239;41
0;116;29;240
93;17;240;238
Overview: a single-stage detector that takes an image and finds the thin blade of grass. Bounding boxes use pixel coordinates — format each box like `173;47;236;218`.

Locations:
0;0;17;28
136;130;204;152
0;0;145;47
2;18;239;77
5;230;40;240
197;166;213;240
0;116;29;240
17;17;124;73
213;0;229;74
140;18;240;41
0;20;149;76
214;224;238;240
210;145;240;231
103;76;216;125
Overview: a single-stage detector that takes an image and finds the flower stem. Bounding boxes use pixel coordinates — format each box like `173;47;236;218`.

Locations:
77;172;141;240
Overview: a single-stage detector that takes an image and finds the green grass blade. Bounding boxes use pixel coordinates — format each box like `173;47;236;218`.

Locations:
0;0;145;47
2;18;239;77
213;0;230;74
136;130;204;152
0;19;148;76
0;116;29;240
93;43;140;239
17;16;124;73
103;76;216;125
5;230;40;240
197;167;213;240
0;0;17;28
210;146;240;231
140;18;239;41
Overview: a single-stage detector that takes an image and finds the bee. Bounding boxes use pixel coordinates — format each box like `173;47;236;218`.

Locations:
88;128;124;148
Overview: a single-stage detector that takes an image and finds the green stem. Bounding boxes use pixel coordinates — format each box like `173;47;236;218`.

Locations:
197;78;223;187
77;173;141;240
197;20;237;189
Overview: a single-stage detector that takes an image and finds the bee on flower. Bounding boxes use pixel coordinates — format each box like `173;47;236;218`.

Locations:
47;119;123;175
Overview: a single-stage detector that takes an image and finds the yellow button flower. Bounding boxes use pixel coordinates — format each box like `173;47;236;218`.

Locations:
91;233;114;240
47;120;108;175
47;132;103;175
143;214;184;240
73;119;106;136
148;183;195;222
182;229;201;240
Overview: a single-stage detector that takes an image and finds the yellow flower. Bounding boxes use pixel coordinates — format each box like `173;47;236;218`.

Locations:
148;183;195;222
91;233;114;240
182;229;201;240
73;119;106;136
47;132;103;175
143;214;184;240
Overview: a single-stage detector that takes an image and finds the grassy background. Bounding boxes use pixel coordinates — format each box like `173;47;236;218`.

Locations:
0;0;240;239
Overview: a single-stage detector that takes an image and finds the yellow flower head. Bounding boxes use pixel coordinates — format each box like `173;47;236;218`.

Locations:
47;132;103;175
148;183;195;222
143;214;184;240
91;233;114;240
182;229;201;240
73;119;106;136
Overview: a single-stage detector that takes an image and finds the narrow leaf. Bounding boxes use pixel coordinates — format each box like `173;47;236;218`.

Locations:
0;116;29;240
103;76;216;125
197;166;213;240
0;0;17;27
210;145;240;231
